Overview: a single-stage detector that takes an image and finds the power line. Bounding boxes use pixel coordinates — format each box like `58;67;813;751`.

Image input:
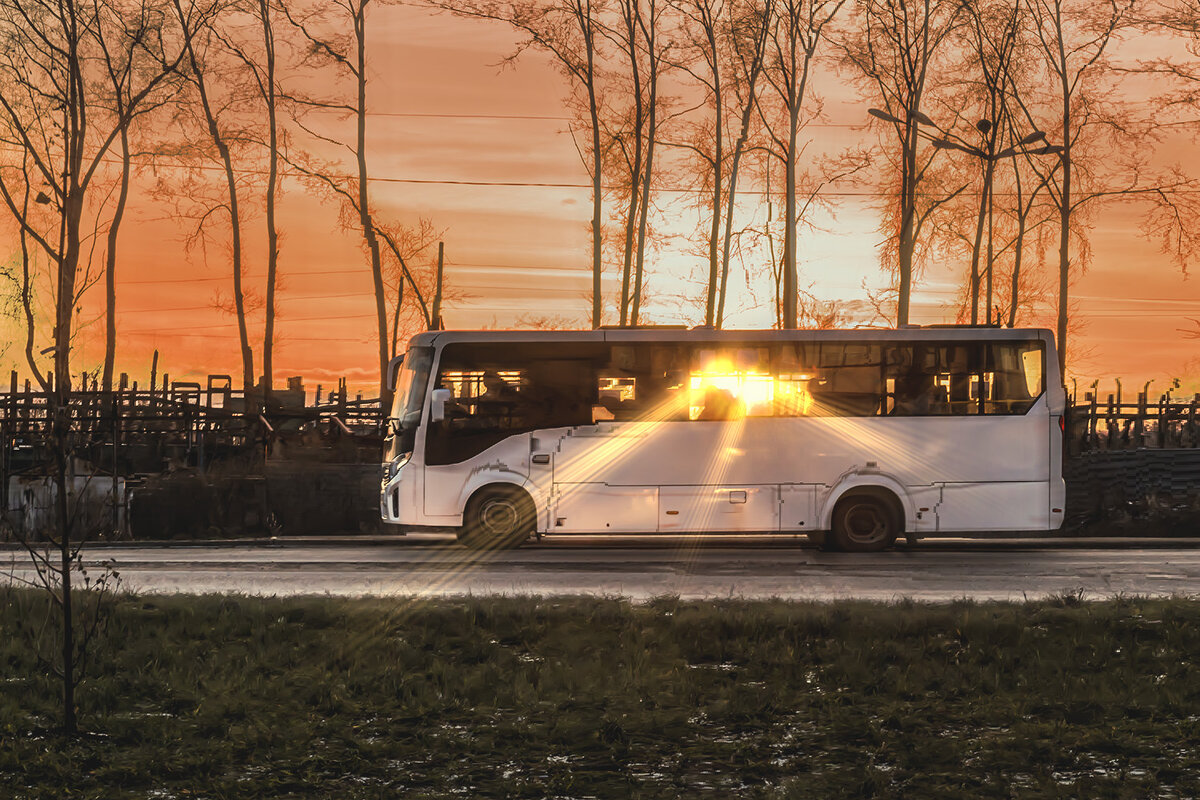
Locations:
370;111;570;121
365;110;866;127
117;263;591;287
120;311;379;334
120;268;375;285
118;291;375;314
9;141;1195;197
118;332;374;342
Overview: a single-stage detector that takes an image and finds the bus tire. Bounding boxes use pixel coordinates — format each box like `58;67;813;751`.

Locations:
458;487;535;550
830;494;899;553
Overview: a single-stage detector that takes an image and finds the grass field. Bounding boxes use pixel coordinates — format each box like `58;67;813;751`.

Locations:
2;589;1199;798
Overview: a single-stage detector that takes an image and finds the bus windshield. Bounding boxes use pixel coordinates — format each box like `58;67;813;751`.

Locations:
385;345;433;461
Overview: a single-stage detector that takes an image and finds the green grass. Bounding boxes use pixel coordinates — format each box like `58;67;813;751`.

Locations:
2;590;1200;798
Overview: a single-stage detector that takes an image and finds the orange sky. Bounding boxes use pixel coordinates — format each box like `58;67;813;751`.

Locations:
7;3;1200;397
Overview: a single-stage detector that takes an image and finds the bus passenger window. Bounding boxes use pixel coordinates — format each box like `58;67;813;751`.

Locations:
686;346;774;420
695;386;740;420
983;341;1044;414
885;344;956;416
812;343;883;416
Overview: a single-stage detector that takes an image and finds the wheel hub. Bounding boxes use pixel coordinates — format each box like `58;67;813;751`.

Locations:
845;504;887;543
481;499;518;535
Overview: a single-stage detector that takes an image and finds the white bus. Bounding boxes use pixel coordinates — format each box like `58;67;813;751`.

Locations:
381;327;1065;551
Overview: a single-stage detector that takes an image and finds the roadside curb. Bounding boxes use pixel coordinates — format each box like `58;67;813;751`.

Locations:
0;535;407;551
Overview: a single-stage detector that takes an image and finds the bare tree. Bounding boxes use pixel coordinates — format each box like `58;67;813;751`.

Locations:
666;0;725;324
171;0;257;390
597;0;667;325
714;0;773;325
757;0;842;328
376;217;445;358
666;0;773;327
1013;0;1200;373
435;0;606;328
95;0;197;391
278;0;437;401
257;0;280;401
841;0;962;326
953;0;1022;324
0;0;192;735
609;0;648;325
1128;2;1200;276
627;0;664;325
1025;0;1132;374
921;0;1067;327
213;0;283;400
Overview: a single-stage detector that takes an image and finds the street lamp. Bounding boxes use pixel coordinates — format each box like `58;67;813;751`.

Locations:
864;107;1065;328
930;121;1062;325
867;107;936;128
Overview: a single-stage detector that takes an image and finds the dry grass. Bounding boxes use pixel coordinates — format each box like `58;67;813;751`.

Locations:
2;590;1199;798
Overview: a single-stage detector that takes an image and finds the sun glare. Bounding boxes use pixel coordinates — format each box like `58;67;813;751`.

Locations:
686;358;814;420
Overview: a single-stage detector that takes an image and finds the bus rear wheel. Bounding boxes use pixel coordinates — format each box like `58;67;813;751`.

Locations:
458;488;535;550
830;495;899;553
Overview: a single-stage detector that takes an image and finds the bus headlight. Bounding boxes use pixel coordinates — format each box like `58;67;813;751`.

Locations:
383;452;411;483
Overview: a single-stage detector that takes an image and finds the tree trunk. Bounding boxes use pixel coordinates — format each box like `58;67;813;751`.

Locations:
704;18;722;328
1058;140;1071;377
102;126;130;392
54;397;76;736
1056;20;1071;378
717;5;768;329
178;7;254;390
260;0;279;404
631;26;657;327
352;0;390;402
896;120;918;328
585;7;602;329
619;0;644;327
967;162;988;325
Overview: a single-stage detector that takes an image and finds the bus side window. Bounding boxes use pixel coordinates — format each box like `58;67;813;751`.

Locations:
886;344;949;416
984;341;1044;414
815;343;884;417
529;359;595;429
597;376;637;420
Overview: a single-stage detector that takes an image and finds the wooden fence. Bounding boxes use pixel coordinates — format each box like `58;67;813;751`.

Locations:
1068;389;1200;454
0;372;387;537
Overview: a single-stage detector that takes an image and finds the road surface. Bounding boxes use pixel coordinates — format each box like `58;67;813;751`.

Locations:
6;535;1200;601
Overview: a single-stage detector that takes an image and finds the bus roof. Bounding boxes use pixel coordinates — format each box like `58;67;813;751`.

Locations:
406;326;1057;348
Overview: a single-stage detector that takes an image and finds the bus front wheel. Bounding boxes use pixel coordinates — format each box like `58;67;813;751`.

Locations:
458;488;535;550
830;495;899;553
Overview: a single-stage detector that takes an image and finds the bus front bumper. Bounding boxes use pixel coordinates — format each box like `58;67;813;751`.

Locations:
380;458;417;525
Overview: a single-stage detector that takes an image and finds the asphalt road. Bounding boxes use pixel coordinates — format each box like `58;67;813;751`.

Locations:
6;535;1200;601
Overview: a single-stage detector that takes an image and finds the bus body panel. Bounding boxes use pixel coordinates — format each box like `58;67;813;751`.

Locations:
422;432;533;520
544;405;1049;489
553;484;659;532
1049;412;1067;530
658;485;780;531
932;481;1051;531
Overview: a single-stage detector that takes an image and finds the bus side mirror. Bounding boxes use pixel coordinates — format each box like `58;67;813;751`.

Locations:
386;354;404;392
430;388;451;422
